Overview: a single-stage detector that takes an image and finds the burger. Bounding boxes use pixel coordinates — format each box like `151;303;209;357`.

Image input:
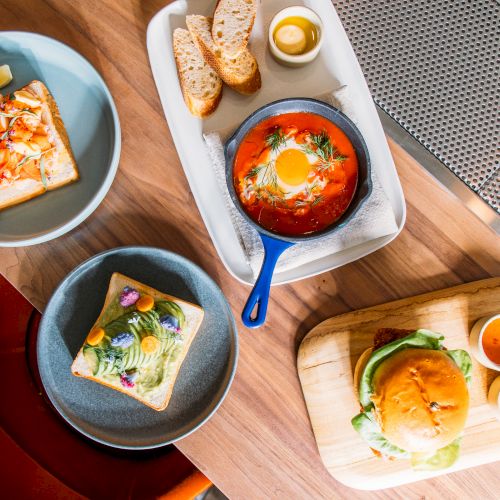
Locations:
351;328;472;470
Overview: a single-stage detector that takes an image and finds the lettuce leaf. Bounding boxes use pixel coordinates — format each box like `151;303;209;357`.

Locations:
351;411;410;459
352;410;462;469
358;329;444;408
445;349;473;384
411;439;461;470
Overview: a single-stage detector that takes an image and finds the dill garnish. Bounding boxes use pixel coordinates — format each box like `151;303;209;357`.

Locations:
294;194;324;208
100;345;125;373
141;310;162;335
311;195;324;206
302;130;347;171
247;161;279;192
244;164;265;180
265;128;287;151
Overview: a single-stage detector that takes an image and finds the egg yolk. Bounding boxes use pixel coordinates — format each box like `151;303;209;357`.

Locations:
275;149;310;185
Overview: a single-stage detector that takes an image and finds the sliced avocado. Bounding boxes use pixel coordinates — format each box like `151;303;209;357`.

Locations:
88;304;182;378
83;346;100;376
156;301;185;329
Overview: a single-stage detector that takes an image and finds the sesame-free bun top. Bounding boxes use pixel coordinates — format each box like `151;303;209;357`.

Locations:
370;348;469;453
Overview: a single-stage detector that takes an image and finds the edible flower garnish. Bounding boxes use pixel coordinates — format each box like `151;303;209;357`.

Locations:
160;314;181;333
137;295;155;312
141;335;160;354
119;286;140;307
127;313;141;324
86;327;105;346
110;332;135;348
120;371;137;388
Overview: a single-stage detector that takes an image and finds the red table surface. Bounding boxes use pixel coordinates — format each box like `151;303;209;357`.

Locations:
0;275;196;499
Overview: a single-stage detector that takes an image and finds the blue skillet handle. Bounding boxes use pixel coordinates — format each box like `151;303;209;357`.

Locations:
242;234;295;328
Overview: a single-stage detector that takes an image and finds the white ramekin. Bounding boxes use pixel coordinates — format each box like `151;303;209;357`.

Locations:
268;6;324;68
469;313;500;371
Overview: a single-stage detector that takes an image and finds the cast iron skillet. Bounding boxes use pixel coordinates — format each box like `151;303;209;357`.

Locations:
225;98;372;328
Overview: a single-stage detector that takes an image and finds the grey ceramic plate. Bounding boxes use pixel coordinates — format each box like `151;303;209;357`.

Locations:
0;32;121;246
37;247;238;449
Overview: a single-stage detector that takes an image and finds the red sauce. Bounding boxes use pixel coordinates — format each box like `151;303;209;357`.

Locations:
482;318;500;364
233;112;358;236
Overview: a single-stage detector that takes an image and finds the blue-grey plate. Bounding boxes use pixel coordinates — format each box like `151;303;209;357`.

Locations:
37;246;238;450
0;32;121;246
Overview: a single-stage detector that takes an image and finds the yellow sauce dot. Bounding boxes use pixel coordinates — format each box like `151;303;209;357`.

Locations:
87;327;105;346
136;295;154;312
141;335;160;354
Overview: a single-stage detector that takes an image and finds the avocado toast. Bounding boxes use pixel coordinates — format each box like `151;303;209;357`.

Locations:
71;273;204;411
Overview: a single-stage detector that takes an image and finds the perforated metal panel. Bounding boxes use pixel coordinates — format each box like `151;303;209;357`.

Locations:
333;0;499;214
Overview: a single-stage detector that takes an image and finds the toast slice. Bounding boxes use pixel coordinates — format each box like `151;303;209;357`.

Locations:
186;15;261;95
71;273;205;411
0;80;78;210
212;0;258;56
173;28;223;118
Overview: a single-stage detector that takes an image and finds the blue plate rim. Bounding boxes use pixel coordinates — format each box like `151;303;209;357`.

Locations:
0;31;121;247
36;245;239;450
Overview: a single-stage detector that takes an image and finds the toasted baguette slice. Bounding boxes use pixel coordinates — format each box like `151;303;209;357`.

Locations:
71;272;204;411
186;15;261;95
173;28;223;118
0;80;78;211
212;0;257;56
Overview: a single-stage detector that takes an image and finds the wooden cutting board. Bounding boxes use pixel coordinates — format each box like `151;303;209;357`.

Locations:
297;278;500;491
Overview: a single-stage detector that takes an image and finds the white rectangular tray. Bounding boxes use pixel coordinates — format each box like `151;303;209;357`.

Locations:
147;0;406;286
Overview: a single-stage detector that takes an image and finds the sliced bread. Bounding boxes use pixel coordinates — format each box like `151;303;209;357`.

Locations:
173;28;223;118
186;15;261;95
0;80;78;211
71;272;205;411
212;0;257;56
26;80;79;190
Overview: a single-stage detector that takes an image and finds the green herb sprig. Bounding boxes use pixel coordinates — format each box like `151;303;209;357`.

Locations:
100;345;125;373
265;128;287;152
0;115;20;140
17;152;42;169
39;156;47;188
302;130;347;171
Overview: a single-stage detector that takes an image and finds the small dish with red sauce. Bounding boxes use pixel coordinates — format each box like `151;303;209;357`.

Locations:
225;98;371;328
470;313;500;371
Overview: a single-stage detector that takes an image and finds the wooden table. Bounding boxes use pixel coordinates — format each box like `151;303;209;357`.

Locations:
1;1;499;498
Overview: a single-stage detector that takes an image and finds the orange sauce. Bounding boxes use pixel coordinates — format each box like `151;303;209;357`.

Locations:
233;112;358;236
482;318;500;364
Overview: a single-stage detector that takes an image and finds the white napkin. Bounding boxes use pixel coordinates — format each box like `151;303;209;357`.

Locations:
204;87;398;278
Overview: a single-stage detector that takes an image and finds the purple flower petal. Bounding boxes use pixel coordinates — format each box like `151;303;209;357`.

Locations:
120;286;140;307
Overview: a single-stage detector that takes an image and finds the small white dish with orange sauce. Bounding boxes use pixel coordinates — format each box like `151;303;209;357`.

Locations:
469;313;500;370
488;376;500;420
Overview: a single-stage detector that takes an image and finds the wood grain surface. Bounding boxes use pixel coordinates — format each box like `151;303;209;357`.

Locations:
298;278;500;491
0;1;499;499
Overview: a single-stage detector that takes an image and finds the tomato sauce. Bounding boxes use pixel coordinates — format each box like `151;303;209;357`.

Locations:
482;318;500;364
233;112;358;236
